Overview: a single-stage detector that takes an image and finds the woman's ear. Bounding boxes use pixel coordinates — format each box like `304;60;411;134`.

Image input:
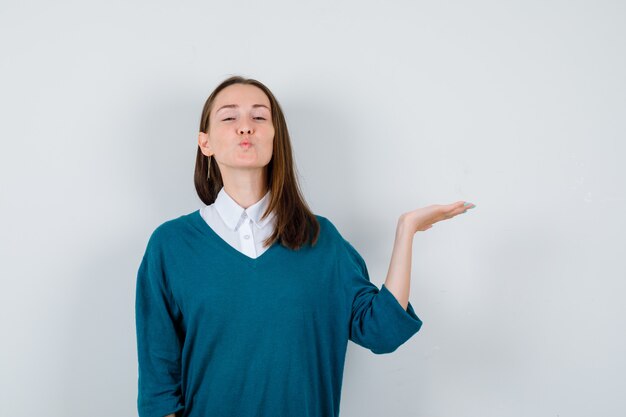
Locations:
198;132;213;157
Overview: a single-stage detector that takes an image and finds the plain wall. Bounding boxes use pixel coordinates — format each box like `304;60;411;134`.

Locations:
1;0;625;416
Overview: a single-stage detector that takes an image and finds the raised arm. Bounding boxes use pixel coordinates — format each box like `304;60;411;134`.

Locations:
384;201;475;308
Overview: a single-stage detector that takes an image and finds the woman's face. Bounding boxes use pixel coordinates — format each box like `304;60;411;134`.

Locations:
199;83;275;177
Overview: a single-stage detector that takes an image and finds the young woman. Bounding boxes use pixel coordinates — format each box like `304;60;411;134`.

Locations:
135;75;475;417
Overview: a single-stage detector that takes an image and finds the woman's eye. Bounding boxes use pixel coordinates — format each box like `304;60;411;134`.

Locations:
222;117;265;121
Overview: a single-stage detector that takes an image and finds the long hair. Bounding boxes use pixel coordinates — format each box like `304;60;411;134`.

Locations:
194;75;320;251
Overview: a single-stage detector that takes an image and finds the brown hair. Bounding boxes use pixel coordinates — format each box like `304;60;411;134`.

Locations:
194;75;320;251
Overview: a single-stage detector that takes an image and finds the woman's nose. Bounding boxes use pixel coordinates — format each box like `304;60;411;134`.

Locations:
237;119;252;134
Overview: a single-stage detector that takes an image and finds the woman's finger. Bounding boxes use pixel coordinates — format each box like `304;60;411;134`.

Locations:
448;201;475;218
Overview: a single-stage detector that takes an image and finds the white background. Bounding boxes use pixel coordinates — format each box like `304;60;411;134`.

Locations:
1;1;625;416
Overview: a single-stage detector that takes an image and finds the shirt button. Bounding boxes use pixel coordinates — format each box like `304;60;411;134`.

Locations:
243;235;250;239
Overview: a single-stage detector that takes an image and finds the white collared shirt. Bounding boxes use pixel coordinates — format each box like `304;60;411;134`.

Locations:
199;187;276;259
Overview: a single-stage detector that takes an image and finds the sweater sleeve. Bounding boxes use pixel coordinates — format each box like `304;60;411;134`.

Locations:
135;234;185;417
342;238;423;354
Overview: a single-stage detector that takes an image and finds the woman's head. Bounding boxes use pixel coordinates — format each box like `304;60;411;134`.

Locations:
194;75;319;249
197;82;275;188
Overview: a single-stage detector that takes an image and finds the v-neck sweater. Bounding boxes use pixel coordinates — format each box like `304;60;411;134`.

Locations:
135;209;423;417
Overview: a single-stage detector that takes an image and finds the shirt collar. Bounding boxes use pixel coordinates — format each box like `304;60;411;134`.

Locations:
214;187;274;231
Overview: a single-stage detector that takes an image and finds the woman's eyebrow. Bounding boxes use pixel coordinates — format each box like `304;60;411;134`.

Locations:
216;104;270;113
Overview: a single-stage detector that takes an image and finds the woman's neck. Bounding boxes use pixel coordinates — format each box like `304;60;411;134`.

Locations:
221;181;268;209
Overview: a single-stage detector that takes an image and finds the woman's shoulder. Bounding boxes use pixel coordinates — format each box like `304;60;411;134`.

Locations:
313;213;340;238
312;213;354;250
312;213;365;264
144;209;199;247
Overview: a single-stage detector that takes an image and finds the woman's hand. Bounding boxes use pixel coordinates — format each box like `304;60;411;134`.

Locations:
399;201;476;233
384;200;476;310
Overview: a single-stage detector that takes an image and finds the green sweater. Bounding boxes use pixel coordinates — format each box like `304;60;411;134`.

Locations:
135;209;423;417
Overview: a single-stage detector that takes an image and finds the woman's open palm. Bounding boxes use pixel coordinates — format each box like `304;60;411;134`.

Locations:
400;201;476;233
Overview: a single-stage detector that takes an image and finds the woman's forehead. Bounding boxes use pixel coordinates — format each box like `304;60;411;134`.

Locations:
214;84;270;109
